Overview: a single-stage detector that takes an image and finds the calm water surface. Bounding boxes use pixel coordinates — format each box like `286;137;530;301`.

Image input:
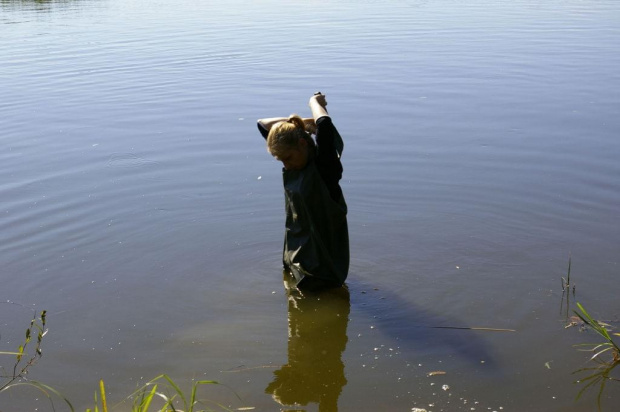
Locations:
1;0;619;411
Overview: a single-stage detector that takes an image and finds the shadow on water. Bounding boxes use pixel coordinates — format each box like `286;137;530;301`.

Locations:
348;280;501;369
265;273;501;411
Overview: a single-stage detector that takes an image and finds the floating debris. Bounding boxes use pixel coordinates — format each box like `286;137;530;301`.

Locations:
564;315;583;329
427;371;446;377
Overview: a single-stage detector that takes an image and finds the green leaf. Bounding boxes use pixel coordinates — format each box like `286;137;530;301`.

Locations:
3;381;75;412
139;384;158;412
162;374;187;410
190;380;219;409
99;380;107;412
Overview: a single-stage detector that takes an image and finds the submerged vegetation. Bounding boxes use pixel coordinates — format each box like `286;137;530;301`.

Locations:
1;310;237;411
572;303;620;412
558;257;619;411
560;255;576;319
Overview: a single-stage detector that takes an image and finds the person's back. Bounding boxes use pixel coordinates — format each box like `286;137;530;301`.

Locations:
257;93;349;291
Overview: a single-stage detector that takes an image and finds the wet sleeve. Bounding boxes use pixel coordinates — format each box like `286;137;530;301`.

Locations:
257;122;269;140
315;116;344;202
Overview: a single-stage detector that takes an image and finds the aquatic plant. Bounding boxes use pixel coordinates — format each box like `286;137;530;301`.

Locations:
561;255;574;293
0;309;75;410
88;374;235;412
560;255;576;319
572;302;620;411
0;309;48;391
1;308;237;411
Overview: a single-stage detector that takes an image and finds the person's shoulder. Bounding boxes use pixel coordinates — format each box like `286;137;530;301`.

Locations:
315;116;335;136
316;116;332;127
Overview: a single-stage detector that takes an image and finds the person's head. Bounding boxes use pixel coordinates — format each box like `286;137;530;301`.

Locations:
267;115;315;171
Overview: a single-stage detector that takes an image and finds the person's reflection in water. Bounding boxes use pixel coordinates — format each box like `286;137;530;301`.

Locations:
266;270;350;412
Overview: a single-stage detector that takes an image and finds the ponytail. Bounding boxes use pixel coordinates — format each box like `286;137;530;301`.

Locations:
286;115;306;131
267;114;316;157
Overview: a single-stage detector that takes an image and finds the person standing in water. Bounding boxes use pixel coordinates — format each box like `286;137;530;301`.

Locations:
257;93;349;291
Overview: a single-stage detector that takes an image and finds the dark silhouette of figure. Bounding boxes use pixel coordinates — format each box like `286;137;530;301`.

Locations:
257;93;349;291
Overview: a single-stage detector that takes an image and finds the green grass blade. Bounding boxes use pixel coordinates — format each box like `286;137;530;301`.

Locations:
575;374;602;401
190;383;198;411
575;303;618;347
190;380;220;411
591;346;615;361
574;370;602;384
575;343;598;350
162;374;187;410
4;381;75;412
93;386;99;412
99;380;108;412
139;384;158;412
597;377;606;412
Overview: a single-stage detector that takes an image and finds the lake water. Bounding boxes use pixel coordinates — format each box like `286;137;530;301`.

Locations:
1;0;619;411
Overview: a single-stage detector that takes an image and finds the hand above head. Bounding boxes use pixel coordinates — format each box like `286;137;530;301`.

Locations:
309;92;329;120
303;118;317;135
310;92;327;109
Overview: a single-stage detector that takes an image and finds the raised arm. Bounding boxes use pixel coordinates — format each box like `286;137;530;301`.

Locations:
309;93;329;121
257;117;288;132
257;117;317;137
308;92;344;201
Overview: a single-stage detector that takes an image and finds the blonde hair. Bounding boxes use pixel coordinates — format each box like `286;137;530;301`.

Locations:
267;115;315;158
